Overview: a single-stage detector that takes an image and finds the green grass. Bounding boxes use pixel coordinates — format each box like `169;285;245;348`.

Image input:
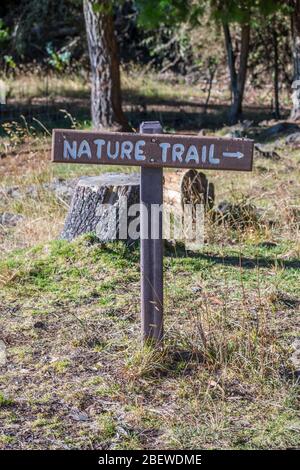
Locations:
0;393;13;407
0;236;298;449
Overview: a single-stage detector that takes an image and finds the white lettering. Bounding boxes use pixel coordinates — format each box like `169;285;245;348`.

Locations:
208;144;219;164
63;140;77;160
93;139;105;159
78;140;91;159
186;145;199;163
107;141;119;159
172;143;185;162
159;143;171;162
201;145;207;163
135;140;146;161
121;141;133;159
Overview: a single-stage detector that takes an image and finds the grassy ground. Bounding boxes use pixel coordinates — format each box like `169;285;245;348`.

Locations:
0;72;299;449
1;68;291;133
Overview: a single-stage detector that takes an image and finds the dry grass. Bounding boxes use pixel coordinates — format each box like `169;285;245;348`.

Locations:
5;72;88;105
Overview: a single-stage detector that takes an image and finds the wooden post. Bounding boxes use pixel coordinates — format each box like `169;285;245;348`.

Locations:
139;121;164;344
52;126;254;348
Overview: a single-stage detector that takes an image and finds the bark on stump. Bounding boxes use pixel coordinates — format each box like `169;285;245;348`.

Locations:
61;173;140;242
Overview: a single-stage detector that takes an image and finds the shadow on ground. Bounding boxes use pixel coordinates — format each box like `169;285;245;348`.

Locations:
0;88;290;136
166;249;300;270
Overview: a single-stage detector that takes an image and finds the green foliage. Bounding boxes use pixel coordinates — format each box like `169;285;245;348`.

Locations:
46;43;71;72
3;0;84;60
92;1;113;15
210;0;283;25
0;393;13;407
3;55;16;70
91;0;128;15
0;19;9;44
136;0;190;28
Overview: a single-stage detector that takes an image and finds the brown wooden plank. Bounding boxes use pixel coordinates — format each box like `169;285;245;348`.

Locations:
52;129;254;171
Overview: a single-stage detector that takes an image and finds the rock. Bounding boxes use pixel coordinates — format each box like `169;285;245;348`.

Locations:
0;340;7;366
33;321;46;330
254;143;281;160
214;200;259;229
292;339;300;350
260;122;300;141
223;120;253;138
44;178;78;204
191;286;202;293
290;339;300;379
285;132;300;147
69;410;89;422
1;178;78;204
0;212;24;227
287;422;300;432
1;186;21;199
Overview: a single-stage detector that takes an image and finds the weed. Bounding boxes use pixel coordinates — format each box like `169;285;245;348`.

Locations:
96;413;117;441
0;393;13;407
48;359;71;374
125;344;167;379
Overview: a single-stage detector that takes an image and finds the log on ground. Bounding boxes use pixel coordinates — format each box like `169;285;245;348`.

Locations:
163;169;215;213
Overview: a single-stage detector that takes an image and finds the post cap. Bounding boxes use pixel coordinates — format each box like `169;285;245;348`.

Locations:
139;121;163;134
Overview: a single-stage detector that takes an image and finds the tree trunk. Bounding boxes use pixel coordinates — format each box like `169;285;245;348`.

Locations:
291;0;300;120
83;0;130;131
223;22;250;124
273;27;280;119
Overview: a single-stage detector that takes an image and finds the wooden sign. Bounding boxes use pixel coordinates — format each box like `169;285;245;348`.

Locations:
52;129;254;172
52;121;254;346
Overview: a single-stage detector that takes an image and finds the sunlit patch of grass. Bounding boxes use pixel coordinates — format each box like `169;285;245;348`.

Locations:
124;343;168;380
0;233;298;449
96;413;117;441
114;433;143;450
31;415;62;431
247;411;300;449
47;359;71;374
0;435;16;447
96;381;122;400
7;71;89;102
0;393;13;407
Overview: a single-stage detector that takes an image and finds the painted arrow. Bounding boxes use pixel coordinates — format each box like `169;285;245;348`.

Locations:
223;151;244;159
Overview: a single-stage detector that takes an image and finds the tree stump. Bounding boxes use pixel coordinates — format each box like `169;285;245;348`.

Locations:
61;173;140;242
61;170;215;245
